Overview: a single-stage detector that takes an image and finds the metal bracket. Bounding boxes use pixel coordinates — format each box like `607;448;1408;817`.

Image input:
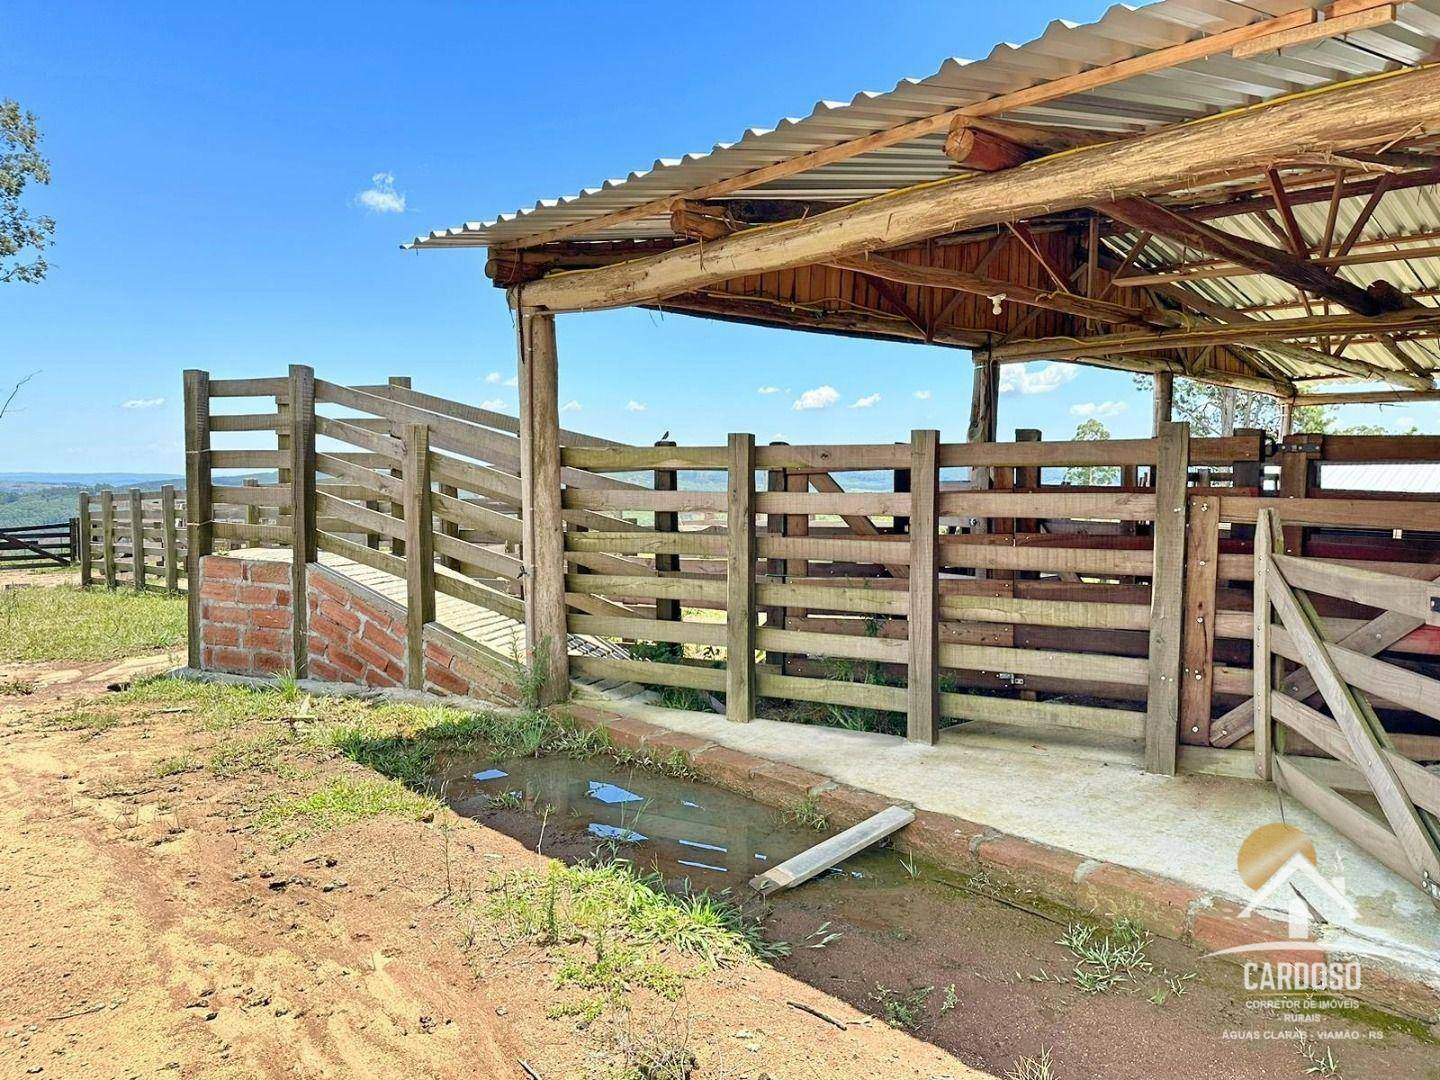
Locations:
1423;871;1440;906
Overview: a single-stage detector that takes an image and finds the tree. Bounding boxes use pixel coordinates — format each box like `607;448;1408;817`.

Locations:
1064;417;1120;486
1130;375;1396;438
0;371;38;423
2;99;54;284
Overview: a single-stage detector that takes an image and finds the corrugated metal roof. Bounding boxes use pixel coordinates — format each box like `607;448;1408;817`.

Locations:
408;0;1440;250
404;0;1440;381
1321;462;1440;492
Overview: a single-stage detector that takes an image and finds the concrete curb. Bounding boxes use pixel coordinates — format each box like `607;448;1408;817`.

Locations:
554;701;1440;1024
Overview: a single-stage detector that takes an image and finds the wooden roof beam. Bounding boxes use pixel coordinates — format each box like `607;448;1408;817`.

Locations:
514;64;1440;313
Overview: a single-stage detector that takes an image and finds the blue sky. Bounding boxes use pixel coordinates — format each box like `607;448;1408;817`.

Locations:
3;0;1434;473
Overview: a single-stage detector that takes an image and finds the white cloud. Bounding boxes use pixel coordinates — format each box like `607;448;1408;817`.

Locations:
484;371;518;387
560;400;582;413
1070;400;1129;419
757;386;787;395
998;362;1077;396
913;389;932;400
849;393;882;409
625;400;647;412
480;398;507;410
793;385;839;411
356;171;406;214
121;397;165;410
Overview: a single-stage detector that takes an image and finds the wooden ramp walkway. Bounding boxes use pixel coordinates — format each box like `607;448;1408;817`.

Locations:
227;548;649;700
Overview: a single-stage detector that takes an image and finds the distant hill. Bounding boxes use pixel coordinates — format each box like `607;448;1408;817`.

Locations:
0;473;271;528
0;472;184;486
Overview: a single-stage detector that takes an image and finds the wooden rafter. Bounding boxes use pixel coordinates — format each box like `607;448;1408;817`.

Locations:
1097;197;1401;316
828;253;1152;325
984;307;1440;363
1147;283;1432;390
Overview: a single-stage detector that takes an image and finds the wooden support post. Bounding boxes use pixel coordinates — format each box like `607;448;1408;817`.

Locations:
388;376;411;557
402;423;436;689
288;364;317;678
1253;509;1277;781
1145;421;1189;775
438;483;461;569
783;467;809;675
763;443;787;669
1152;371;1174;435
244;477;260;530
78;493;92;587
1179;492;1219;746
968;360;998;568
726;433;756;722
907;429;940;744
653;440;681;624
1277;439;1317;556
183;369;213;669
161;484;178;594
1279;400;1295;438
129;488;145;592
100;491;117;588
517;309;569;704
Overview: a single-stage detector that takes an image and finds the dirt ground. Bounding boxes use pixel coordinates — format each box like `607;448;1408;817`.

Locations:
0;569;1436;1079
0;654;979;1079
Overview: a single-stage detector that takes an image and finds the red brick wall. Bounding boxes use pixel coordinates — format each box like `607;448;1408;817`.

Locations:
306;569;406;688
198;555;293;676
197;555;514;704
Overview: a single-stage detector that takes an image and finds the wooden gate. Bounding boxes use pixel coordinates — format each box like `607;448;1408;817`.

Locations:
1253;507;1440;903
0;520;76;568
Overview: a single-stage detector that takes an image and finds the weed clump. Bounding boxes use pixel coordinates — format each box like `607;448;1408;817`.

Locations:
484;857;787;1014
258;777;438;847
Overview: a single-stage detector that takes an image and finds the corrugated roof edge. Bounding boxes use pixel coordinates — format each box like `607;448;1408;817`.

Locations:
401;0;1274;250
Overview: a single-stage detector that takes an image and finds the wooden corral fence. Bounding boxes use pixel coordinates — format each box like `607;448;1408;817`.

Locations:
1252;507;1440;902
77;486;185;593
179;368;628;679
168;366;1440;780
0;519;77;568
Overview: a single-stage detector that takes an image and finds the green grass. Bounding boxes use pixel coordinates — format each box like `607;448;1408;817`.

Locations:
0;585;185;662
258;777;438;847
485;857;787;1012
781;794;829;831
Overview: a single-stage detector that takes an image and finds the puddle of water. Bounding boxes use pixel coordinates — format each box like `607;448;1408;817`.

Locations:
431;753;843;891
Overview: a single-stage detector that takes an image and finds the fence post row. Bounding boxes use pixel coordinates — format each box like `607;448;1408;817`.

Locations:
517;310;570;704
402;423;436;690
288;364;317;679
183;369;214;670
78;492;93;587
1144;421;1191;776
161;484;178;594
129;488;145;592
725;433;756;722
907;429;940;744
100;489;117;589
653;440;681;625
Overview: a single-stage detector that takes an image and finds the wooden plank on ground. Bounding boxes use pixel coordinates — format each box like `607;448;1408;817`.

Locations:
750;806;916;894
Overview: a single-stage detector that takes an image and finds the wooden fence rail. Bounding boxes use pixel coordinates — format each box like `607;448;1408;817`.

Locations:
76;487;186;593
139;366;1440;783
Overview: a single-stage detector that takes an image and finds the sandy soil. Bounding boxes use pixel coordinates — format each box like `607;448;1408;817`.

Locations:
0;661;980;1079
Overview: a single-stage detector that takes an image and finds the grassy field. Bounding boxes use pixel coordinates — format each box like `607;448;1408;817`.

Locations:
0;584;186;661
